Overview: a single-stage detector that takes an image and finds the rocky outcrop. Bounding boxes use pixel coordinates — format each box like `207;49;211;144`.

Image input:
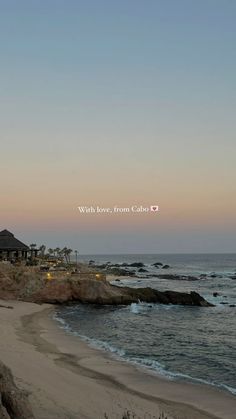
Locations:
129;262;145;268
157;274;199;281
107;267;136;277
25;278;213;307
90;262;147;276
0;264;213;307
0;361;34;418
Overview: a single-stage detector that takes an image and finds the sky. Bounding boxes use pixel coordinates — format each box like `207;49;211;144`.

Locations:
0;0;236;253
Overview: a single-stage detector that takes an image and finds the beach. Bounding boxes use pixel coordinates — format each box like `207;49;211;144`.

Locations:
0;300;235;419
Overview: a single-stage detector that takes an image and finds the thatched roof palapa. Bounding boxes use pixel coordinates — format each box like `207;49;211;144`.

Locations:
0;230;29;251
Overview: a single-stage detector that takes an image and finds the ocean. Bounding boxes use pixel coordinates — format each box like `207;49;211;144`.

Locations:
54;254;236;396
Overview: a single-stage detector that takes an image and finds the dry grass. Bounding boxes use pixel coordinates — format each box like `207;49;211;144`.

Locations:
104;410;169;419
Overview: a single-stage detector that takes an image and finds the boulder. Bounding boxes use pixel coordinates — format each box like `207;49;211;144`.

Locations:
107;267;136;277
162;265;170;269
129;262;145;268
157;274;198;281
0;361;34;418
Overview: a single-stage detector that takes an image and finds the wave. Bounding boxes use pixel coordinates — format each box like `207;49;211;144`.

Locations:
127;356;236;395
53;311;236;397
130;302;155;313
53;312;125;357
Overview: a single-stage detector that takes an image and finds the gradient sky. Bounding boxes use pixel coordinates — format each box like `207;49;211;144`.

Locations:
1;0;236;253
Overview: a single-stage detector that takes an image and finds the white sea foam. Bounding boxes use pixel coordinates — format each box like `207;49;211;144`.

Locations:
53;311;236;397
53;312;125;357
127;356;236;396
130;301;152;313
129;301;179;314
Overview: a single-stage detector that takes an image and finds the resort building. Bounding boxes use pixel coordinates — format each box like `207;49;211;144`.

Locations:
0;229;36;260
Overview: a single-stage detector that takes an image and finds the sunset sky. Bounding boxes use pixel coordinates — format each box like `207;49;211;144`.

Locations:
1;0;236;253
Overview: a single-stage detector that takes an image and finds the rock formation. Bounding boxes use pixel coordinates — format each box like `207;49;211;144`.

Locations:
27;279;213;307
0;264;213;307
157;274;199;281
0;361;34;419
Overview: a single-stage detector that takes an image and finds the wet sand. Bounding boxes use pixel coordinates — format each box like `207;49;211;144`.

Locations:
0;299;235;419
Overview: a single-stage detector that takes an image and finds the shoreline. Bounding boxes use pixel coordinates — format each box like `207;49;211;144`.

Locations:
53;308;236;398
0;300;236;418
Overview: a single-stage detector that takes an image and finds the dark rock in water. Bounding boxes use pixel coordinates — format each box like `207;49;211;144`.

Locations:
209;273;222;278
162;265;170;269
138;268;148;273
108;267;136;277
230;276;236;280
129;262;145;268
200;274;207;278
88;260;95;264
0;361;34;418
157;274;198;281
152;262;163;266
115;279;120;282
120;288;213;307
213;292;220;297
93;263;108;269
229;305;236;307
220;302;228;305
121;263;129;267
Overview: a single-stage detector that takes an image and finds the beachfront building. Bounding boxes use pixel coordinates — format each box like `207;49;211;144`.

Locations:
0;229;36;260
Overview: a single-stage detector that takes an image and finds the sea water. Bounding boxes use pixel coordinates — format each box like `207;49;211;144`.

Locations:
54;254;236;395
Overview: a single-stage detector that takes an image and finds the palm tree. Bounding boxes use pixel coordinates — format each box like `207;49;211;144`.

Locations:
66;249;73;264
61;247;68;264
55;247;61;257
62;248;73;265
47;248;54;258
39;245;46;259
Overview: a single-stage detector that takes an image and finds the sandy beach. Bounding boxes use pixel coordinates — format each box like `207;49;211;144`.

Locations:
0;300;235;419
